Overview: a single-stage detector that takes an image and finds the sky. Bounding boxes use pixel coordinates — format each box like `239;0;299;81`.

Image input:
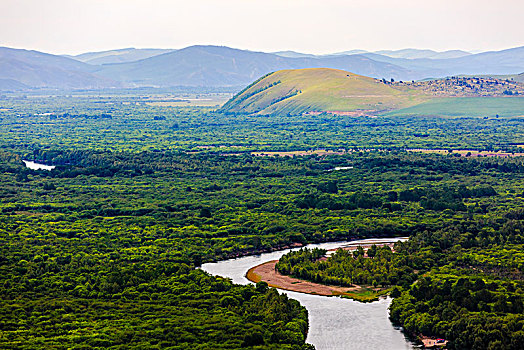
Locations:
0;0;523;55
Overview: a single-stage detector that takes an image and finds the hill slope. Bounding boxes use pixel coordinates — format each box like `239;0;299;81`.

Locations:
0;47;121;89
219;68;429;115
513;72;524;83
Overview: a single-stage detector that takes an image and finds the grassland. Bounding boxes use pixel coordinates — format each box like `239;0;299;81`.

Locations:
382;97;524;117
220;69;524;117
220;68;429;116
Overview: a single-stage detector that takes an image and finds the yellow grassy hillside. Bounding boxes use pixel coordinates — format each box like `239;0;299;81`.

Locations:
220;68;430;115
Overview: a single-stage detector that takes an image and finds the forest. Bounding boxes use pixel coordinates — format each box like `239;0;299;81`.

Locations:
277;208;524;349
1;93;524;349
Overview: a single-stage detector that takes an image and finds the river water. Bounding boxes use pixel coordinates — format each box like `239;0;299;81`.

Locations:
201;237;417;350
23;160;55;171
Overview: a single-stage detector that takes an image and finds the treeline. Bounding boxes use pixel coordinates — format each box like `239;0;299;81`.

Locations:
296;183;497;212
356;155;524;175
49;112;113;119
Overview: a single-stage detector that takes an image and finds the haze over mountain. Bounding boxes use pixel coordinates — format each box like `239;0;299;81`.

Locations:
92;45;418;88
373;49;471;59
363;46;524;77
80;45;524;87
67;48;175;65
0;47;120;90
0;45;523;90
271;51;319;59
274;48;472;60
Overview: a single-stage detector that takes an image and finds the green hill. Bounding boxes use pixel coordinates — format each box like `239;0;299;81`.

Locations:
219;68;429;115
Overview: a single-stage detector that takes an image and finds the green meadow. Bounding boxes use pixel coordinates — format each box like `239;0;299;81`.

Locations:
382;97;524;118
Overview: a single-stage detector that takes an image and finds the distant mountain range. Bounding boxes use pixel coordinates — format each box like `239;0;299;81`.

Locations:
65;48;174;65
0;45;522;90
370;49;471;59
0;47;120;90
274;48;472;60
92;46;420;88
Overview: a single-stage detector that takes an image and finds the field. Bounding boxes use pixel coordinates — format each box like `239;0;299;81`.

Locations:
382;97;524;117
144;93;231;107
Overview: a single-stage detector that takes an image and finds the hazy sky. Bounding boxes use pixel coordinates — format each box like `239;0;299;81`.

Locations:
1;0;522;55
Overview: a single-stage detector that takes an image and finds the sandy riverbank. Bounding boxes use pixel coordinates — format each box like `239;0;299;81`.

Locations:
246;260;361;296
246;241;398;299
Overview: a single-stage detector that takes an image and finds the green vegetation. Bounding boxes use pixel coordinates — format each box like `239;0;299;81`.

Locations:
0;152;322;349
2;92;524;152
383;97;524;118
219;68;429;115
275;245;400;301
389;238;524;349
219;69;524;117
1;91;524;348
276;245;411;286
277;192;524;348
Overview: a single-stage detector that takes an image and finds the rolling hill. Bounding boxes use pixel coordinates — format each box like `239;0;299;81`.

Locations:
219;68;430;115
0;47;121;90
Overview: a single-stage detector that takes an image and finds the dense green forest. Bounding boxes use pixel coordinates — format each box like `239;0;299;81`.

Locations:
1;93;524;348
276;208;524;348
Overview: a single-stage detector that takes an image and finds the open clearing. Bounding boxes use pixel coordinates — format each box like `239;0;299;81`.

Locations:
251;149;347;157
146;96;230;107
382;97;524;117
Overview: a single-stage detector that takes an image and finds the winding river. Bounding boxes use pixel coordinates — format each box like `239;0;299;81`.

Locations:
201;237;416;350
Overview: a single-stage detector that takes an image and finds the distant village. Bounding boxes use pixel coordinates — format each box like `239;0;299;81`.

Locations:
387;76;524;97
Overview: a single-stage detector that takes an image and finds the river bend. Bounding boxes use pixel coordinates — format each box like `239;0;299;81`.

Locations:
201;237;416;350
